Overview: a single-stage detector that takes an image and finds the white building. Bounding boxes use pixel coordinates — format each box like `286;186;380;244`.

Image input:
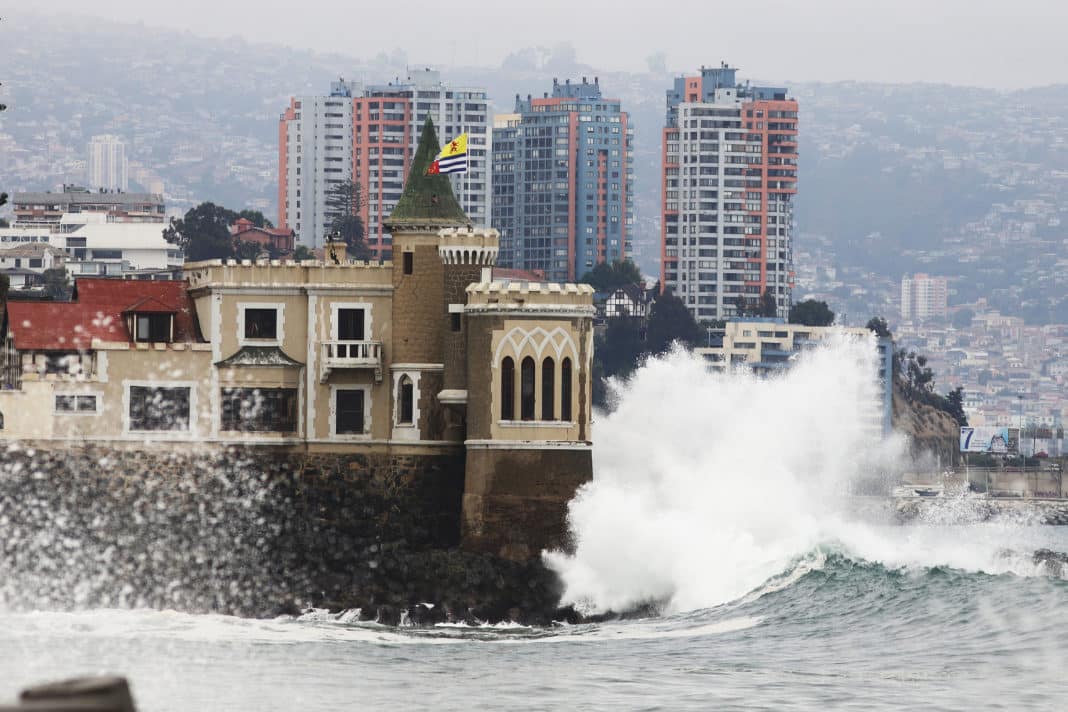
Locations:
87;135;129;192
901;273;948;322
661;66;798;322
279;79;357;251
0;214;182;279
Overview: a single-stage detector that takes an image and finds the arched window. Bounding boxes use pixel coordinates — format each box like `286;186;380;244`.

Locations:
542;357;555;420
520;356;536;421
500;357;515;421
398;375;414;424
561;358;573;422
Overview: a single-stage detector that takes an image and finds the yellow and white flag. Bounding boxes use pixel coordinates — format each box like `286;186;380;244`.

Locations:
426;133;468;175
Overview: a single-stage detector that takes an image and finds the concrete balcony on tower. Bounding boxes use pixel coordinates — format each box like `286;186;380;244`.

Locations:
320;340;383;383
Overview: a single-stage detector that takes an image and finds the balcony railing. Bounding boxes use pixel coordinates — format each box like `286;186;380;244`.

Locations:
320;340;383;383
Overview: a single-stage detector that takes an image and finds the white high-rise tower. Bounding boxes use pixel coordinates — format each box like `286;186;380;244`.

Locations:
87;134;129;192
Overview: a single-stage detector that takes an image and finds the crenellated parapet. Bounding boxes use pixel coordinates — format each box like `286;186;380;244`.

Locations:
185;259;393;290
464;281;596;315
438;227;499;266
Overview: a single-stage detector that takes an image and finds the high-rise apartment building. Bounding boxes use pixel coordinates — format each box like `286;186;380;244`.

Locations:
279;79;357;250
279;70;490;255
87;135;129;192
901;273;948;322
661;64;798;321
492;78;633;282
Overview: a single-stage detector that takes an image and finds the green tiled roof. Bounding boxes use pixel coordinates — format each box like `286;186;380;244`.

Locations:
385;115;469;227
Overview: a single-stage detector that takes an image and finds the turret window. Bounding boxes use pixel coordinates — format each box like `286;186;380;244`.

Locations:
541;357;555;420
500;357;515;420
520;357;536;421
561;358;573;422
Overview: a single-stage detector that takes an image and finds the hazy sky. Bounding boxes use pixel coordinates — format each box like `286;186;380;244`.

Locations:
30;0;1068;87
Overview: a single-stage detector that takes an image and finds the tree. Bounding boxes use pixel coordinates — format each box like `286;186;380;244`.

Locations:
237;210;273;229
163;202;238;262
293;245;314;261
42;268;70;301
647;292;702;354
759;287;778;317
233;239;264;261
945;386;968;427
789;299;835;326
324;180;369;258
0;273;9;303
866;316;892;338
580;260;643;292
597;317;645;380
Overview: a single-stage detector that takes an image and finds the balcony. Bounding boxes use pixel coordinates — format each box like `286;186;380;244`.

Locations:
320;340;383;383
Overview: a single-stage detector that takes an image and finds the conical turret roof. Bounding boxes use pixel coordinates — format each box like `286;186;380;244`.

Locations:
385;115;469;228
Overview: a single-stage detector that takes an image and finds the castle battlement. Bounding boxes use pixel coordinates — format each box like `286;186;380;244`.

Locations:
185;259;394;290
465;281;595;312
437;227;499;266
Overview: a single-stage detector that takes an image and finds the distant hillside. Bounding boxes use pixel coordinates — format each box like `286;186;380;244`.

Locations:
4;13;1067;309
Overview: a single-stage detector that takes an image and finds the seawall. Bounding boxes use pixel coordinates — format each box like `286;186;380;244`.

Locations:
0;442;572;624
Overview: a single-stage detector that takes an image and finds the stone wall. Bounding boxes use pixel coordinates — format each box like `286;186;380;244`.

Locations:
0;441;584;623
462;446;592;561
390;241;445;364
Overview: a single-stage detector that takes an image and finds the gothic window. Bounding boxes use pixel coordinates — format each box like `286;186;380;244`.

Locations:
521;357;536;421
542;357;555;420
398;376;414;425
561;357;573;422
500;357;515;420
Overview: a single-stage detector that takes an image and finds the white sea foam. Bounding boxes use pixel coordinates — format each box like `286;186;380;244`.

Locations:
544;333;1055;615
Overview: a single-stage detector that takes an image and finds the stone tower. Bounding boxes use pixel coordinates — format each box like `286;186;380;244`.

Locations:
385;117;594;561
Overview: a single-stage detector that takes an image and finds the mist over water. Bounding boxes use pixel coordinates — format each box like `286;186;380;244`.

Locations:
545;335;1049;614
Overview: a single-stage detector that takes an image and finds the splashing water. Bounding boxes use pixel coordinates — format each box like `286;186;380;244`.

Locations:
545;333;1051;615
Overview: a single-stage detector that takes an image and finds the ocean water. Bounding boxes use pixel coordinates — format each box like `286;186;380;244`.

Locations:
3;336;1068;710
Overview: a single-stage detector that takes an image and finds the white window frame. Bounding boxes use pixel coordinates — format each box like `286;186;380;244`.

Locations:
238;302;285;347
391;370;421;440
329;302;374;341
53;391;103;416
329;384;372;440
122;380;198;437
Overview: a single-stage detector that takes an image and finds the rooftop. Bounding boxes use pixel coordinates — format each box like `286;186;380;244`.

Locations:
5;278;203;350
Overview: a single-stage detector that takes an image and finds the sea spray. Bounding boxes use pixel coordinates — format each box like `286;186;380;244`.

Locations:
545;332;911;614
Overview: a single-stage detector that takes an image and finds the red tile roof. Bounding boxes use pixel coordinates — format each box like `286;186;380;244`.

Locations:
5;278;203;351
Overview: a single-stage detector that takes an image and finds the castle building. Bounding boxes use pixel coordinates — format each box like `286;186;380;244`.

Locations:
1;118;594;561
660;64;798;322
491;77;633;282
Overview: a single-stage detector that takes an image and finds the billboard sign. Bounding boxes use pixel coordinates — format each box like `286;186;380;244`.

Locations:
960;426;1018;454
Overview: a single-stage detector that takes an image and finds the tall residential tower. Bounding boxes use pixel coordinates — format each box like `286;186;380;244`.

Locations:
660;64;798;321
492;77;633;282
87;135;129;192
279;70;490;256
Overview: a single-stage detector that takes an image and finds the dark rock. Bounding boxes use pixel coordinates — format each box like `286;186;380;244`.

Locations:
375;604;401;626
407;603;445;626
